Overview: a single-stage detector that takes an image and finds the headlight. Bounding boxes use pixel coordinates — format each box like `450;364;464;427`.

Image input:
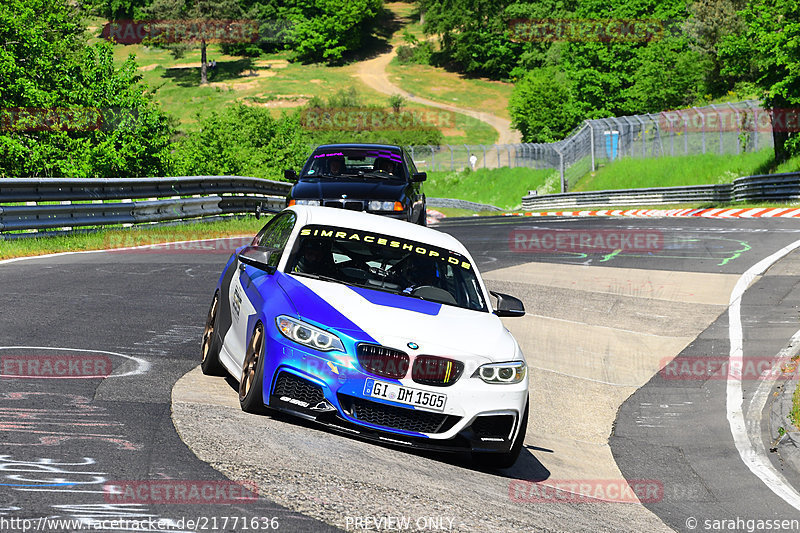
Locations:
276;315;344;352
472;361;526;384
367;200;403;212
293;199;321;206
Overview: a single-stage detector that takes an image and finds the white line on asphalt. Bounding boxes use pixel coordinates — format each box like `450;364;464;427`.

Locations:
0;346;150;377
727;238;800;511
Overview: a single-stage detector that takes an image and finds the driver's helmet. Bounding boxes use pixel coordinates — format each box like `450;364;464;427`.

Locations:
404;256;439;287
295;238;334;274
373;157;394;173
328;156;345;174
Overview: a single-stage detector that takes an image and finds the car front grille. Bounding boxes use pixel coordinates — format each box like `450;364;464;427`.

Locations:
470;415;515;440
273;372;324;405
323;200;364;211
339;394;460;434
357;344;409;379
411;355;464;387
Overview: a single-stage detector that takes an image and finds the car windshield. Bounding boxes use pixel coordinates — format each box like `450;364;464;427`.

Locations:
285;225;487;312
301;149;406;180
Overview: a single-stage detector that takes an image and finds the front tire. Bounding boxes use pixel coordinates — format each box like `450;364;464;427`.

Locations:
200;292;225;376
239;323;267;414
472;402;528;469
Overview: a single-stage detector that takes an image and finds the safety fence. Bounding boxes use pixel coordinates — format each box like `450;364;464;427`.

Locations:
408;100;776;192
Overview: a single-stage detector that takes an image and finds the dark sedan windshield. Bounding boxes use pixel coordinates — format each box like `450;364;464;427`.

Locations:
301;149;406;180
285;225;487;312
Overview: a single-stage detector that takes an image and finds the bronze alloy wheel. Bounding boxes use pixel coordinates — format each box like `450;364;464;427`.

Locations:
239;325;264;402
201;293;218;363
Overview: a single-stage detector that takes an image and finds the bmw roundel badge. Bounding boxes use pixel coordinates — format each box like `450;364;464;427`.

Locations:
407;342;419;350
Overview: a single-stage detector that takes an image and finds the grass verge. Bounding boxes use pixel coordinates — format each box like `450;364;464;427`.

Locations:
386;59;514;122
0;217;268;261
425;167;558;210
572;150;800;192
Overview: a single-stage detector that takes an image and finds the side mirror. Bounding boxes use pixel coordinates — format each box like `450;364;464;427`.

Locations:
490;291;525;317
238;246;280;273
412;172;427;183
284;169;298;181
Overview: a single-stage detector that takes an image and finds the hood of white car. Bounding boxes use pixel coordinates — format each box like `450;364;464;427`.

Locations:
279;274;519;364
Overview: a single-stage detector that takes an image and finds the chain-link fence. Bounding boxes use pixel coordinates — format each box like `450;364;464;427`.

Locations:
408;100;775;193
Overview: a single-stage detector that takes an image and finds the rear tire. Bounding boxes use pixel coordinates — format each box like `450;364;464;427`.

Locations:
239;323;267;414
200;292;225;376
418;208;428;226
472;402;528;469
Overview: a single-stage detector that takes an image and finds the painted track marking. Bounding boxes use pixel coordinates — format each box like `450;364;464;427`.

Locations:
727;239;800;511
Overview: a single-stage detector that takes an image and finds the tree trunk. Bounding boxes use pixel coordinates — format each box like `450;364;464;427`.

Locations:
772;94;789;164
200;39;208;85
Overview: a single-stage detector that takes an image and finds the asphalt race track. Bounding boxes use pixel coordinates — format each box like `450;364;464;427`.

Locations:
2;215;800;532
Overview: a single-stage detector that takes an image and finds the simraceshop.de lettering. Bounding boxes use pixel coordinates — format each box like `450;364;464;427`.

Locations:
299;227;472;270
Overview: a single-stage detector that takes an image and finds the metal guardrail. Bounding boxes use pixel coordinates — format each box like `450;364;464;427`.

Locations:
0;177;291;232
521;172;800;210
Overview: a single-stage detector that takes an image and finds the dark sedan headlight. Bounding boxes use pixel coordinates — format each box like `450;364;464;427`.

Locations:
367;200;404;212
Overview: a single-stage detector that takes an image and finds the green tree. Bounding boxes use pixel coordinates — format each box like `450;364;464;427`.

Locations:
144;0;243;84
684;0;746;94
623;38;710;113
719;0;800;162
509;67;582;142
173;105;311;180
0;0;173;178
283;0;383;64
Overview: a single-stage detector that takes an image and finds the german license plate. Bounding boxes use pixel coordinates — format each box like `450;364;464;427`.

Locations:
363;379;446;412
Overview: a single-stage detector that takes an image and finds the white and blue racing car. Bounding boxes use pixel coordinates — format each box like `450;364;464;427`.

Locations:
201;206;529;468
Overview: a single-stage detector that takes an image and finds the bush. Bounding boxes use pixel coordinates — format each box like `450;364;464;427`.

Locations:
172;105;310;180
396;41;433;65
509;67;583;143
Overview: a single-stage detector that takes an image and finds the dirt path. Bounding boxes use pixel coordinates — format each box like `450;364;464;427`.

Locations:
354;49;521;146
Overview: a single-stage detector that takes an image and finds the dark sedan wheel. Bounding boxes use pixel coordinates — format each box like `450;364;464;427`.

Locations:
200;292;225;376
418;208;428;226
239;323;267;413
